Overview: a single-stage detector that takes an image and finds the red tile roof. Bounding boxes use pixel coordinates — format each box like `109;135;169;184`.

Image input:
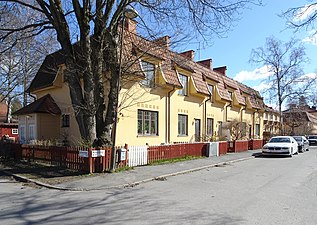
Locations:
29;28;264;110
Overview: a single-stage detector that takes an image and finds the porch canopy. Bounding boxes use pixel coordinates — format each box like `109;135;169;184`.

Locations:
13;94;61;116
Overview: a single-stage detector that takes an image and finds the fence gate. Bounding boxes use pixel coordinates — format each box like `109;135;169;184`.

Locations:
128;146;148;167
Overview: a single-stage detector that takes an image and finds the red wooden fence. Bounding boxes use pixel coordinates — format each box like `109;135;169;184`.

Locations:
148;143;207;163
1;140;264;173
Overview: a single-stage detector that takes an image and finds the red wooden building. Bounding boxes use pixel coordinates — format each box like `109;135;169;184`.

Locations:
0;102;18;142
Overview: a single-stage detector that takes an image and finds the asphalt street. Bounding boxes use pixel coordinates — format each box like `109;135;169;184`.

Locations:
1;147;316;225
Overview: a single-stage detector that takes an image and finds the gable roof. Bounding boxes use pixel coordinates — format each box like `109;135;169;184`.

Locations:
13;94;61;116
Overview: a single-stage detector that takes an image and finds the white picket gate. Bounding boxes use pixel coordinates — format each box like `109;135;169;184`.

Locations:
128;145;148;167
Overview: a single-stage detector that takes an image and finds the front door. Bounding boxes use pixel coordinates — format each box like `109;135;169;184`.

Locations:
195;119;201;142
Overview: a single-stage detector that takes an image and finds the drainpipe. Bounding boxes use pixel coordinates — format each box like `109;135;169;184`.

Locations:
204;96;212;138
166;87;175;144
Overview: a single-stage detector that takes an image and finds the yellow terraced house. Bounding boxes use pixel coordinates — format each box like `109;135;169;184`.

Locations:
15;20;269;146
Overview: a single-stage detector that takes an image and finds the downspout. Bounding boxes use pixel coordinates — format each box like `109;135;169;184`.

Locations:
166;86;175;144
204;96;211;138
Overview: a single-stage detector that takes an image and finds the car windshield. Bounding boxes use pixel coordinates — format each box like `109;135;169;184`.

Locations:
269;137;291;143
293;137;302;141
308;136;317;139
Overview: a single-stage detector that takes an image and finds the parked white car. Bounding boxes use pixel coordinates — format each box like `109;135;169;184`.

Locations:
262;136;298;157
293;136;309;153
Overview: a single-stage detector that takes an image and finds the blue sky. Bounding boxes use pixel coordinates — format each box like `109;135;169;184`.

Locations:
178;0;317;105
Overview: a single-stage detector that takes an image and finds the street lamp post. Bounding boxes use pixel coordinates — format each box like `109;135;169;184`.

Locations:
110;7;138;172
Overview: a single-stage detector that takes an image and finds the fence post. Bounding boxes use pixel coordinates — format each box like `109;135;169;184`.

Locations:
88;148;93;174
102;147;106;172
125;143;129;165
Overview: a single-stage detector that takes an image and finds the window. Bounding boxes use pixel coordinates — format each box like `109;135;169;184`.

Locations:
255;124;260;137
62;114;70;127
228;91;233;101
12;129;18;135
178;74;188;96
218;121;223;136
178;114;188;136
138;110;158;135
207;118;214;136
19;125;25;143
141;60;155;87
28;124;35;140
208;84;214;101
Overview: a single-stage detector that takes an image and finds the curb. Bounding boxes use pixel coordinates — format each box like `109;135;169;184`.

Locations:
2;154;256;192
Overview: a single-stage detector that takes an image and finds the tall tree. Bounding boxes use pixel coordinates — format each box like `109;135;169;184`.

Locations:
250;37;315;134
0;0;261;147
0;3;58;122
283;2;317;107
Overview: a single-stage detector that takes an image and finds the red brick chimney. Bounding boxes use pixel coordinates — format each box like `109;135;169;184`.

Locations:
180;50;195;60
197;59;212;70
154;36;170;49
124;18;137;33
214;66;227;76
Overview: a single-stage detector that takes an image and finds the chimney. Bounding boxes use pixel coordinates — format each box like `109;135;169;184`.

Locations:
180;50;195;61
124;18;137;33
214;66;227;76
197;59;212;70
154;36;170;49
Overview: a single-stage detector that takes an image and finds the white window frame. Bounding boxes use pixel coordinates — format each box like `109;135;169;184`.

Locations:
255;124;260;137
178;74;188;96
138;109;158;136
12;129;18;135
178;114;188;136
208;84;214;101
28;124;36;141
141;60;155;87
19;125;25;143
207;118;214;136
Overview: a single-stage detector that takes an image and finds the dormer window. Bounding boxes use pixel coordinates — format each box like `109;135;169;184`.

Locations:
141;60;155;87
178;74;188;96
208;84;214;101
228;91;233;101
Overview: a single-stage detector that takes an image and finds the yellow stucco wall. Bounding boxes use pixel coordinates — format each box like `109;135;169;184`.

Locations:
34;80;81;145
116;82;167;146
37;113;60;140
169;90;204;143
205;101;225;138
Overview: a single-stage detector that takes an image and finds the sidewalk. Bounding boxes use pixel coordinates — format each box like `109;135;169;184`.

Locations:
2;150;262;191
